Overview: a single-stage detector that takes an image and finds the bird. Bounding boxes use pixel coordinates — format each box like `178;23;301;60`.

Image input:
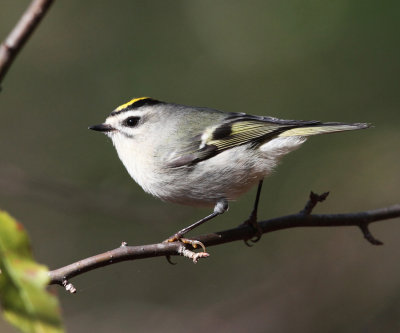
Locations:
89;97;369;250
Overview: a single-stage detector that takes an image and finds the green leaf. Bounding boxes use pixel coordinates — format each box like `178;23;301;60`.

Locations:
0;210;64;333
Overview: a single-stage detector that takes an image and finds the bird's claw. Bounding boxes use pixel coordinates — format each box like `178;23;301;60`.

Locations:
165;255;177;265
180;238;207;252
244;233;262;247
164;235;207;253
164;235;208;264
241;213;263;246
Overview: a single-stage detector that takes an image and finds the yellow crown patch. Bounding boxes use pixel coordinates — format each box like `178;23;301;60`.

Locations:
115;97;150;112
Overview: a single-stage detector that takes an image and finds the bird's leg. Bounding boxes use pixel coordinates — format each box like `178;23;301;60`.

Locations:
242;179;264;243
165;199;228;252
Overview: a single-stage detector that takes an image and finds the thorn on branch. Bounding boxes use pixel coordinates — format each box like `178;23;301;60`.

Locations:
62;279;76;294
359;223;383;246
301;191;330;215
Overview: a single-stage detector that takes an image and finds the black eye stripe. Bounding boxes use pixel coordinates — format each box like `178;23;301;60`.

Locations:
123;116;141;127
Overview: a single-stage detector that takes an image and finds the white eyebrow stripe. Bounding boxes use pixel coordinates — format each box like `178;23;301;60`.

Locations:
109;109;147;119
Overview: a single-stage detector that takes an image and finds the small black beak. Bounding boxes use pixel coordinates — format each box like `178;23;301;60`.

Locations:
89;123;115;132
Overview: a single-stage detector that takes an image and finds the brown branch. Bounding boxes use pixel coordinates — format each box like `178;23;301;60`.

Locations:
48;198;400;293
300;191;330;215
0;0;54;86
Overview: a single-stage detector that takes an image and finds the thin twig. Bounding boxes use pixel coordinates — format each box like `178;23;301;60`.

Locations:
48;202;400;292
0;0;54;86
300;191;330;215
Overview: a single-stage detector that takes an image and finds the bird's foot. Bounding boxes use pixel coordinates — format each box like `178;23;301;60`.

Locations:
164;234;207;253
164;234;208;264
241;212;263;246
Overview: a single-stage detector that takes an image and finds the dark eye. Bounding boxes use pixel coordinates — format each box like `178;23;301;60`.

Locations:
123;116;140;127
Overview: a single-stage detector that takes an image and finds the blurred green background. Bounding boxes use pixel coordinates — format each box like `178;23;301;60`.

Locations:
1;1;400;332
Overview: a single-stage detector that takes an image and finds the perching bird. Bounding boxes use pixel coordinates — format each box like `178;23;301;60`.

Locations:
90;97;369;249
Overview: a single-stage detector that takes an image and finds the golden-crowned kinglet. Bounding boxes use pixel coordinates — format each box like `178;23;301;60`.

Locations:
90;97;369;247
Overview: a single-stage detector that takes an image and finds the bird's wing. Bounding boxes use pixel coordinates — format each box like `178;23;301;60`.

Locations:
167;114;320;168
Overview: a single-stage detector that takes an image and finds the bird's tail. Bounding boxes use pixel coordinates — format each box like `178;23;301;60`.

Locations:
279;122;370;137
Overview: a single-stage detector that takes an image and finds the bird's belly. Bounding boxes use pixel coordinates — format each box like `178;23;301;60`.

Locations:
148;146;276;207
